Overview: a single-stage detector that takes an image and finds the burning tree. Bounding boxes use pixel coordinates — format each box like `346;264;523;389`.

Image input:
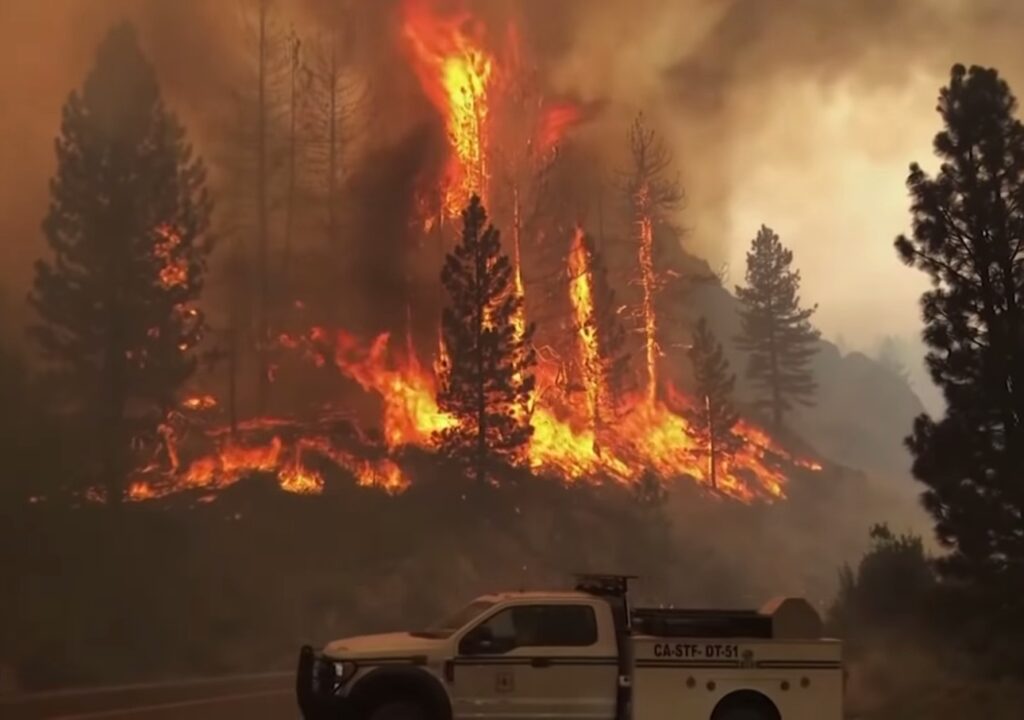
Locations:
686;318;741;490
567;227;631;432
435;196;536;482
895;64;1024;635
29;23;213;502
735;225;820;428
624;114;683;405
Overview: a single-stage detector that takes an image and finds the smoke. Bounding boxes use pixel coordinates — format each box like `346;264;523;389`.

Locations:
537;0;1024;355
4;0;1024;354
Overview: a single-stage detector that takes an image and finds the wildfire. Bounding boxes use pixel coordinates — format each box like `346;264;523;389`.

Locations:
327;330;456;448
154;224;188;290
567;226;601;426
635;187;659;405
402;0;493;215
116;3;818;507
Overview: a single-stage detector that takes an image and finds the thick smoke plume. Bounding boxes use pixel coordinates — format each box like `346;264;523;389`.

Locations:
4;0;1024;356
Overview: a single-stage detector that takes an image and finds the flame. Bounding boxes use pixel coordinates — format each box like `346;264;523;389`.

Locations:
537;102;582;156
635;187;659;405
154;224;188;290
568;225;601;427
182;394;217;411
112;5;816;508
327;329;456;448
402;0;493;215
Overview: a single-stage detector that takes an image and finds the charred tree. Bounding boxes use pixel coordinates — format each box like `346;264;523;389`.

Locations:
685;318;741;490
624;114;683;404
735;225;820;428
435;196;536;483
217;0;291;414
280;28;303;298
895;64;1024;640
302;17;362;256
588;234;632;422
29;23;213;502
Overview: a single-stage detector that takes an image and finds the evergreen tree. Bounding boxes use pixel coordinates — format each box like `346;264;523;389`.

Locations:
895;64;1024;628
435;196;536;482
735;225;820;428
29;23;213;502
876;335;912;386
686;317;741;490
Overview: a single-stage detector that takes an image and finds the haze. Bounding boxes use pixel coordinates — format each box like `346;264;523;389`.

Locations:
3;0;1024;417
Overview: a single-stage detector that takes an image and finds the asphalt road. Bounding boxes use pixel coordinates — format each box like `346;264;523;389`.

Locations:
0;673;297;719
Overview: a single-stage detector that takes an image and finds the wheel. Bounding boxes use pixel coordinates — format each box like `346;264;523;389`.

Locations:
367;700;426;720
711;691;781;720
714;708;772;720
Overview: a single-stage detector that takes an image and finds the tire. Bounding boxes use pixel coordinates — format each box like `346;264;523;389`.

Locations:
714;708;770;720
367;701;426;720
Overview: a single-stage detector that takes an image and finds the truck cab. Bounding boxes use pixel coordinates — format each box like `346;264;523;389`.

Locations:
297;575;843;720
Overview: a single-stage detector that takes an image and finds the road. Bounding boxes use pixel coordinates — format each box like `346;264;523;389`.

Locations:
0;673;297;719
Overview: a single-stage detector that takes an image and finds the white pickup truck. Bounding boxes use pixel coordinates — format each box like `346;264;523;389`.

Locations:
296;575;843;720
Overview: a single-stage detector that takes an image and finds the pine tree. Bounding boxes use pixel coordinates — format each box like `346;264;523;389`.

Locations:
735;225;820;428
435;196;536;483
29;23;213;502
686;318;741;490
876;335;912;386
895;64;1024;628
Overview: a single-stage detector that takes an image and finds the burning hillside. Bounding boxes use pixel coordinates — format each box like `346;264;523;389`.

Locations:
122;0;821;506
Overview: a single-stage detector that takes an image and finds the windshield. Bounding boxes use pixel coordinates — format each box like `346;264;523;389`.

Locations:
412;600;495;639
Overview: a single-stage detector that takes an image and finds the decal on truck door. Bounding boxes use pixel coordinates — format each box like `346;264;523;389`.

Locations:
495;670;515;693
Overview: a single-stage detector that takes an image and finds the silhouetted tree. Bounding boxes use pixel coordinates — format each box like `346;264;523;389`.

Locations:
735;225;820;428
876;335;912;386
301;13;362;255
686;318;741;490
828;524;936;641
29;23;212;502
590;238;632;415
435;196;536;483
218;0;291;413
895;64;1024;633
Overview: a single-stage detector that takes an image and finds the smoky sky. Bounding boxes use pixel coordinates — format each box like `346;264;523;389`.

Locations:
2;0;1024;360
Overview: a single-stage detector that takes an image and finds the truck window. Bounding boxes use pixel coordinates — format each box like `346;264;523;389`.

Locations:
414;600;496;639
477;604;598;648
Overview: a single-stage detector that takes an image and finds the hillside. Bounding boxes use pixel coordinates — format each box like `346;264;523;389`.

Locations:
664;244;928;511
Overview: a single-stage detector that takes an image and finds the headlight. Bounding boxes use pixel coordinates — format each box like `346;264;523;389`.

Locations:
333;661;357;684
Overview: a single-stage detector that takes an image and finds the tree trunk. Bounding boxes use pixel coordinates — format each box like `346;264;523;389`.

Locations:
281;32;299;304
256;0;270;411
706;394;717;490
327;46;338;249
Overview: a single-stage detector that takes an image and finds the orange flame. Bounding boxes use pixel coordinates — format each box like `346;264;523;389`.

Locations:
328;330;456;448
568;225;601;427
402;0;493;215
635;188;658;405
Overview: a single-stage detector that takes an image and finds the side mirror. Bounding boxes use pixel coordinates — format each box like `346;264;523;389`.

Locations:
460;625;513;655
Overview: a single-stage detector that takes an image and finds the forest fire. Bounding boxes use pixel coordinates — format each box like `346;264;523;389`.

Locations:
402;0;493;216
117;0;820;507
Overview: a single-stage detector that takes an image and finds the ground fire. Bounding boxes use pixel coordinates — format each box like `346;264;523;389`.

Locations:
122;0;821;506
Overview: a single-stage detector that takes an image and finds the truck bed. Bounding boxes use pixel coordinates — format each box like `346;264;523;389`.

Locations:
632;607;774;638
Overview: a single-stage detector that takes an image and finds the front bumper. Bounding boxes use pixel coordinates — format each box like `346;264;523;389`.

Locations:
296;645;351;719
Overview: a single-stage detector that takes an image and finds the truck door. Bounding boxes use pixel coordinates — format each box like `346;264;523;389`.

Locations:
453;602;617;720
